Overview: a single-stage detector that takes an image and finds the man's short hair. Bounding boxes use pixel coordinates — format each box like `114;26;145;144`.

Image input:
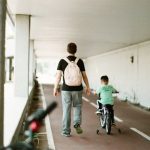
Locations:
101;75;109;82
67;42;77;54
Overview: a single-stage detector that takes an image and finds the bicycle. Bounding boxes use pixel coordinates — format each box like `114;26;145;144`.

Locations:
96;92;121;135
1;101;57;150
99;104;114;134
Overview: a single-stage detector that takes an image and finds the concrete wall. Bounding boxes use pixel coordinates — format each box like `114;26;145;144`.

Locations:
85;41;150;108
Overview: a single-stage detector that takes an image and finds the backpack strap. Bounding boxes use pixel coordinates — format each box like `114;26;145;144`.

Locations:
63;57;71;64
75;58;79;64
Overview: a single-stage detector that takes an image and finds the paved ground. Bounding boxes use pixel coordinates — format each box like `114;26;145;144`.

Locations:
43;84;150;150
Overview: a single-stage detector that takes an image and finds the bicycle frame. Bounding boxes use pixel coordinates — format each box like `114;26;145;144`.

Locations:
100;104;113;134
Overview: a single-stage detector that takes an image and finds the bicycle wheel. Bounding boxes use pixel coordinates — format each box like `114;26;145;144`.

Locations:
100;113;106;128
105;113;111;134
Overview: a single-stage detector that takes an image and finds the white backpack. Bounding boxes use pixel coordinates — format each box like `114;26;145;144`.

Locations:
63;57;82;86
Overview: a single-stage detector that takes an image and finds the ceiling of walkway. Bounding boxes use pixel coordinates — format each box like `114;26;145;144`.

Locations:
8;0;150;58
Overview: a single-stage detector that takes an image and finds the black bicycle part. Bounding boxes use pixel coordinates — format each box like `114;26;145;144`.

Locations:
99;104;113;134
1;101;57;150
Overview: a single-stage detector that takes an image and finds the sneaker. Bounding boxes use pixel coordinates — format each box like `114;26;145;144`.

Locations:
74;124;83;134
95;110;101;114
61;133;71;137
95;109;102;115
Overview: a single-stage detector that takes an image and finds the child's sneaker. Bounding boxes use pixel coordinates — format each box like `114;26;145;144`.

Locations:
74;124;83;134
95;109;102;115
95;109;101;114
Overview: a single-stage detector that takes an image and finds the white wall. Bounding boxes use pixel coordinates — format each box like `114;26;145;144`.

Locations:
85;41;150;108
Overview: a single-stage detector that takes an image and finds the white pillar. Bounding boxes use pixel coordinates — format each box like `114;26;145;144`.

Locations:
33;49;37;78
0;0;6;145
14;15;30;98
30;40;34;84
29;40;34;92
33;49;36;79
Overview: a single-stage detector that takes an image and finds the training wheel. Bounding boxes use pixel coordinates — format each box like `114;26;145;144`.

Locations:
96;129;100;135
118;129;121;134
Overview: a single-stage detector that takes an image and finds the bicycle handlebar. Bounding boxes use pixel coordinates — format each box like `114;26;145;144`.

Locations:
27;101;57;124
1;101;57;150
26;101;57;133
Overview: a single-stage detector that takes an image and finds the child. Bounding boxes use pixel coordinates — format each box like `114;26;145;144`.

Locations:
95;75;118;124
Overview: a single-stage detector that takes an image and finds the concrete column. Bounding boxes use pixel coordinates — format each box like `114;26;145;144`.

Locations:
34;51;37;76
33;49;37;78
14;15;30;98
29;40;34;92
0;0;6;145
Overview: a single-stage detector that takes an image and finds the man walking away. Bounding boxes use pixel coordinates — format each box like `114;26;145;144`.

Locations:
53;42;90;137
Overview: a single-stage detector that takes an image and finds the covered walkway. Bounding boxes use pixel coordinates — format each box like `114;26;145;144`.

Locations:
43;85;150;150
0;0;150;149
